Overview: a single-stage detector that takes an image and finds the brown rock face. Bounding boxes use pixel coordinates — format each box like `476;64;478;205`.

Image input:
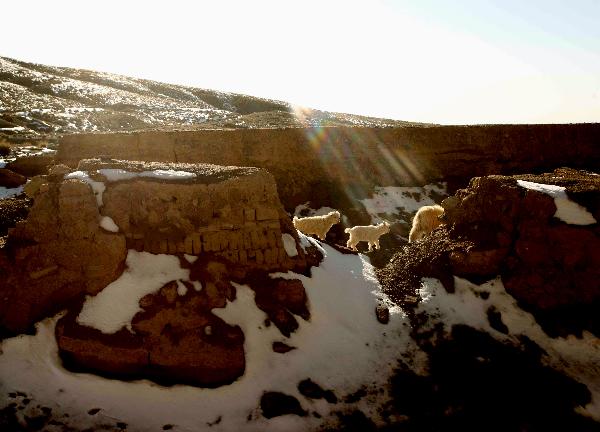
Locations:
0;179;126;334
56;254;312;387
57;256;246;387
379;168;600;337
57;124;600;210
5;153;53;177
0;168;26;188
78;159;312;274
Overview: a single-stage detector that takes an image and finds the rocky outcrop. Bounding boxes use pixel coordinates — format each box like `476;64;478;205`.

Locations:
5;154;53;177
0;159;315;333
0;179;126;334
57;124;600;209
77;158;312;272
0;158;318;386
57;255;246;387
56;252;315;387
378;168;600;336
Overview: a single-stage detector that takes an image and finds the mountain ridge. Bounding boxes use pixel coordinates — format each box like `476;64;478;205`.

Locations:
0;56;428;141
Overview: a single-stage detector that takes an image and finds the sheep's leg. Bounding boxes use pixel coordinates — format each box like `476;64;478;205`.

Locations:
368;241;374;252
375;239;381;249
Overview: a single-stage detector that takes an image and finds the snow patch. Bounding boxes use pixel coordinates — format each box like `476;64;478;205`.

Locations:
281;233;298;257
99;168;196;182
176;280;188;296
184;254;199;263
99;215;119;232
77;250;189;333
0;185;23;199
517;180;597;225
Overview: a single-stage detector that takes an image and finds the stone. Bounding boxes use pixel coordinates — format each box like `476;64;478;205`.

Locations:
297;378;338;403
375;304;390;324
0;168;26;188
260;392;307;418
5;154;53;177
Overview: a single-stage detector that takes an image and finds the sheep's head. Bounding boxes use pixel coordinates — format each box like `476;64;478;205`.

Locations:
330;211;341;223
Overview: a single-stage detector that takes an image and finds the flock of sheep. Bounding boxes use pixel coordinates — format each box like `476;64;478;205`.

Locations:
292;204;444;252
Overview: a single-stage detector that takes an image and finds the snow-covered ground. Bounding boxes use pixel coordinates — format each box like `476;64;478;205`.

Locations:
1;234;599;430
0;185;23;199
0;239;417;431
418;277;600;421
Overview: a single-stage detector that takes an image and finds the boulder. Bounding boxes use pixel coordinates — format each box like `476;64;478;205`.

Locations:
0;168;26;188
5;154;53;177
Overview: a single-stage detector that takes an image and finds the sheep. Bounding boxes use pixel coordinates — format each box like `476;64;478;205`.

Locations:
293;211;341;240
408;204;444;243
345;221;390;252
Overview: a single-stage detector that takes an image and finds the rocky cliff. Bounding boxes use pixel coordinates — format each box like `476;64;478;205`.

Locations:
56;124;600;212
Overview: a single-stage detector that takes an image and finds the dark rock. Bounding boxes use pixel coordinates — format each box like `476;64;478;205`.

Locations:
260;392;307;418
298;378;338;403
241;274;310;337
343;387;367;404
375;304;389;324
272;341;296;353
486;306;509;334
388;325;596;432
6;154;53;177
334;410;377;432
0;168;26;188
0;195;31;237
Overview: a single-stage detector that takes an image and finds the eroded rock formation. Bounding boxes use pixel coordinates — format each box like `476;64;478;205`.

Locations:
0;158;318;386
0;179;126;334
378;168;600;336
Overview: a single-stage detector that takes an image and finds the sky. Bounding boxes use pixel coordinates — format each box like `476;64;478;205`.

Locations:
1;0;599;124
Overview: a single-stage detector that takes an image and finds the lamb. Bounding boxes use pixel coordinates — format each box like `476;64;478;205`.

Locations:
345;221;390;252
293;211;341;240
408;204;444;243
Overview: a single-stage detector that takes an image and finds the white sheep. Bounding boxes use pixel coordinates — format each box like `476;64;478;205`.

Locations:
292;211;341;240
345;221;390;252
408;204;444;243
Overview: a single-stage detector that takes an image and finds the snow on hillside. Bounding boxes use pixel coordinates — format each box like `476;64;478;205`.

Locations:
0;56;420;139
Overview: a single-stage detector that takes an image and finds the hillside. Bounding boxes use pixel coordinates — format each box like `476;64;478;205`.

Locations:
0;56;425;141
